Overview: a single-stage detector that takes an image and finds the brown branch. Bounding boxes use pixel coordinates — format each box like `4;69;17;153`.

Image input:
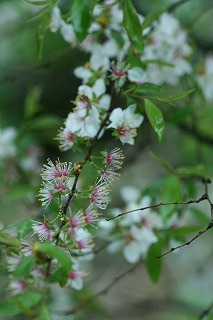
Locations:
61;85;116;217
157;179;213;258
52;263;140;317
46;86;116;275
107;195;207;221
157;222;213;258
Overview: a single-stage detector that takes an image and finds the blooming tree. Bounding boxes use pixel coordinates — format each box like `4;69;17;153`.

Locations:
1;0;213;319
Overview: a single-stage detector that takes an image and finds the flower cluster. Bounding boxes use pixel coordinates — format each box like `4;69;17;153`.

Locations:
98;186;163;263
90;148;124;209
39;159;74;207
142;13;192;85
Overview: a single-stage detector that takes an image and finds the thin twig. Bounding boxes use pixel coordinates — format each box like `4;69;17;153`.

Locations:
52;263;140;316
107;195;207;221
157;222;213;258
46;86;116;275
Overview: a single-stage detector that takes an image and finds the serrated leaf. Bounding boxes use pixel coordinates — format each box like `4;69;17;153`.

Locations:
13;256;36;278
17;220;33;239
71;0;93;42
0;232;20;247
123;0;144;53
146;240;162;283
145;99;164;143
141;9;165;30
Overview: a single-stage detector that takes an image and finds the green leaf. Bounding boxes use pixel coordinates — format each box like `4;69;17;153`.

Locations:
50;267;68;286
160;176;182;221
191;208;210;226
151;89;194;103
176;165;208;178
141;9;165;30
0;232;20;247
150;151;176;174
23;0;52;5
144;59;174;68
146;240;162;283
13;256;36;278
165;226;202;237
0;292;41;315
29;114;61;130
17;220;33;239
18;291;41;308
37;305;51;320
167;106;193;124
0;299;21;315
134;83;163;94
24;86;42;119
71;0;94;42
36;11;51;60
123;0;144;53
145;99;164;143
38;243;71;285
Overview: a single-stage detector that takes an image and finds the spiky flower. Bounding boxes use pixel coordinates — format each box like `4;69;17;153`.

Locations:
56;127;75;151
69;211;85;229
32;221;54;242
83;204;99;226
105;147;124;169
41;158;73;181
100;166;119;183
90;180;110;210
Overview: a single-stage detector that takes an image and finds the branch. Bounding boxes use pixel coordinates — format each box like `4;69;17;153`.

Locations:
107;195;207;221
52;263;140;317
157;222;213;258
46;86;116;275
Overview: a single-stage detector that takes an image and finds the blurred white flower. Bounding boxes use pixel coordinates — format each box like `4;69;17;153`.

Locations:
196;56;213;101
0;127;17;160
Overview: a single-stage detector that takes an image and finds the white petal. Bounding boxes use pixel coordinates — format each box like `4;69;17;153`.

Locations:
108;108;124;128
49;6;61;32
123;241;141;263
93;79;106;97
